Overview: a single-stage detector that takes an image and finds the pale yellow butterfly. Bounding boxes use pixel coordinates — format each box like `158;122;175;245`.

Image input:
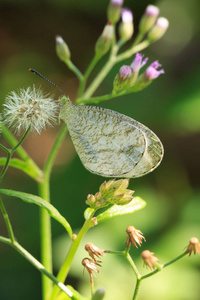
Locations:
59;96;164;178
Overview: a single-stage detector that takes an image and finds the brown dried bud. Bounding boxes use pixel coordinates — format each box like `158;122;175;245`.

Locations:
85;243;105;261
185;237;200;256
126;226;146;248
141;250;159;270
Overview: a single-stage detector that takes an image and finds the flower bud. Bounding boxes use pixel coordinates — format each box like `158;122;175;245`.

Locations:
95;22;114;57
107;0;124;24
119;9;134;41
139;5;160;34
92;288;105;300
113;65;132;93
55;35;71;62
147;17;169;42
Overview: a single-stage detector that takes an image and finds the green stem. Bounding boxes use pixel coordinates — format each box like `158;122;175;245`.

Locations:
38;177;53;300
77;54;101;99
65;59;83;81
82;56;117;99
1;123;43;181
125;252;141;279
116;40;150;63
50;217;95;300
0;197;15;243
38;124;70;300
0;126;31;182
132;279;141;300
43;125;68;179
81;40;150;100
0;237;75;299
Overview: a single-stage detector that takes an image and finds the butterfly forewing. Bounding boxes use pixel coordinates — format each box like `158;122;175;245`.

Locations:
59;98;164;178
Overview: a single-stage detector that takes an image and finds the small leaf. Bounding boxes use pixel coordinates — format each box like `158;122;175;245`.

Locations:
0;189;72;238
84;207;95;220
0;158;43;181
96;197;146;223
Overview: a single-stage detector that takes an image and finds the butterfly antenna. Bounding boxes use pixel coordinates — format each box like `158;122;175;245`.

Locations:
29;68;65;96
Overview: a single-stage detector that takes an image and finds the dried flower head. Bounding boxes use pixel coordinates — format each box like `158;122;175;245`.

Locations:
141;250;159;270
85;243;105;261
185;237;200;256
126;226;146;248
82;258;101;284
3;86;59;134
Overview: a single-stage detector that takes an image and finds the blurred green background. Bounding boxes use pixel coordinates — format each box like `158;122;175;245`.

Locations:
0;0;200;299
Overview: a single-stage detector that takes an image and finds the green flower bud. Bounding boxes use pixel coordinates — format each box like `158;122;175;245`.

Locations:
95;23;114;57
147;17;169;42
119;9;134;41
139;5;159;34
55;35;71;62
107;0;123;24
113;65;132;93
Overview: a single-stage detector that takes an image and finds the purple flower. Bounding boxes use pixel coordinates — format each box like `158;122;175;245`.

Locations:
145;60;165;80
121;8;133;23
119;65;132;80
131;53;148;73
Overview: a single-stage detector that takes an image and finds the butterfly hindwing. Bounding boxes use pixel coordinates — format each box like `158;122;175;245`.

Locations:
59;99;163;178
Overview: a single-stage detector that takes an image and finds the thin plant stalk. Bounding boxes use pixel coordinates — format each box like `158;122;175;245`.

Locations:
37;124;69;300
82;40;150;99
50;216;96;300
0;126;31;182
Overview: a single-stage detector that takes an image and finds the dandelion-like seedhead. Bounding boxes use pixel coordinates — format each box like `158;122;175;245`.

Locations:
3;86;59;134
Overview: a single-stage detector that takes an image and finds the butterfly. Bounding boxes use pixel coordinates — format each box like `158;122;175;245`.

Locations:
59;96;164;178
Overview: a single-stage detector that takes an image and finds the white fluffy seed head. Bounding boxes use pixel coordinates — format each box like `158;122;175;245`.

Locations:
3;85;59;134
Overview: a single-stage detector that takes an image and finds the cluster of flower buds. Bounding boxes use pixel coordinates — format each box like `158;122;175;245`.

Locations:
139;5;169;42
86;179;134;209
82;243;105;285
113;52;164;93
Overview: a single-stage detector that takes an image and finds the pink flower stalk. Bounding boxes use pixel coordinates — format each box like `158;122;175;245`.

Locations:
145;60;165;80
121;8;133;23
131;53;148;73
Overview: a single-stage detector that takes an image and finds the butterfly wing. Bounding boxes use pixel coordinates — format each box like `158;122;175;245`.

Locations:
60;103;163;178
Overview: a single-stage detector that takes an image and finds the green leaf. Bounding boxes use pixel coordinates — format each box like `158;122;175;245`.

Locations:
0;189;72;238
0;158;43;181
84;207;95;220
96;197;146;223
